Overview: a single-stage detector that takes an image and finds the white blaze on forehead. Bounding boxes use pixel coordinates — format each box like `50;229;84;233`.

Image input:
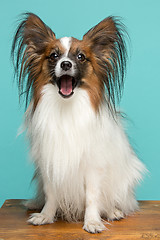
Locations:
60;37;72;56
55;37;75;78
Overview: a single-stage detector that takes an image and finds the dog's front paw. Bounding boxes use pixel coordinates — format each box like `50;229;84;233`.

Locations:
28;213;54;225
83;219;107;234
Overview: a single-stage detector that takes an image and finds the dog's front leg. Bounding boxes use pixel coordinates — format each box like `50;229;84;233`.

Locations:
83;170;106;233
28;174;57;225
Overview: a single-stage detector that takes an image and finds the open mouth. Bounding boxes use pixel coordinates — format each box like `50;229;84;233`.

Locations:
57;75;76;98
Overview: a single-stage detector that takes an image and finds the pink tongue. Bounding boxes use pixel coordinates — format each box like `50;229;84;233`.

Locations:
60;76;73;96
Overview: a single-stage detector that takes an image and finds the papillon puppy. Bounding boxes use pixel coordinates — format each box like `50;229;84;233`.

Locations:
12;13;145;233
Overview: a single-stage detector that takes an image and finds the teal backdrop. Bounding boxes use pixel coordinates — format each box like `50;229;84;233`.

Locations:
0;0;160;207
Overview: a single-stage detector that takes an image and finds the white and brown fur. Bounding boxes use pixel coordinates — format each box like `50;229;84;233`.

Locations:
12;13;146;233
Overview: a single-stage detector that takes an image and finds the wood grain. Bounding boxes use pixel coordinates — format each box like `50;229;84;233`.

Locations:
0;200;160;240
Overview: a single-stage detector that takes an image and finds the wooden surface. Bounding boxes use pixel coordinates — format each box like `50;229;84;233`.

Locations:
0;200;160;240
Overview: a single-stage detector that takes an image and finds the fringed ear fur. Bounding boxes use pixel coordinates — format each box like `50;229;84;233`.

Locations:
83;17;128;112
11;13;55;108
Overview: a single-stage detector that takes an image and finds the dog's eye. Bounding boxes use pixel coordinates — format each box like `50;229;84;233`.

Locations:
49;52;59;60
77;53;86;62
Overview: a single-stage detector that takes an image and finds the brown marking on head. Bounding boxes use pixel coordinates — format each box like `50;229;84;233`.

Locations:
32;40;66;110
67;38;104;112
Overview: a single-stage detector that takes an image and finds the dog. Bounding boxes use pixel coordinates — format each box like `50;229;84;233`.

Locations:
12;13;145;233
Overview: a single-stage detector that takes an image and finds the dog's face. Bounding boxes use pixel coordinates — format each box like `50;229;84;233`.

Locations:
47;37;91;99
12;13;127;111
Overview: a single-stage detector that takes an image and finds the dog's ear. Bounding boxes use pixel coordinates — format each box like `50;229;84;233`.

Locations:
11;13;56;107
12;13;55;55
83;17;125;53
83;17;128;110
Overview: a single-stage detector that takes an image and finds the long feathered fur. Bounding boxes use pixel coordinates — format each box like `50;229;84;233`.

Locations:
11;13;55;108
83;16;128;112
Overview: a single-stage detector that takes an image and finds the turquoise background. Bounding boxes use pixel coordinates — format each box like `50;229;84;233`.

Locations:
0;0;160;207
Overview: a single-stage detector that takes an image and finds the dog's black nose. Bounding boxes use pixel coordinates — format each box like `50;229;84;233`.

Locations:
61;61;72;71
